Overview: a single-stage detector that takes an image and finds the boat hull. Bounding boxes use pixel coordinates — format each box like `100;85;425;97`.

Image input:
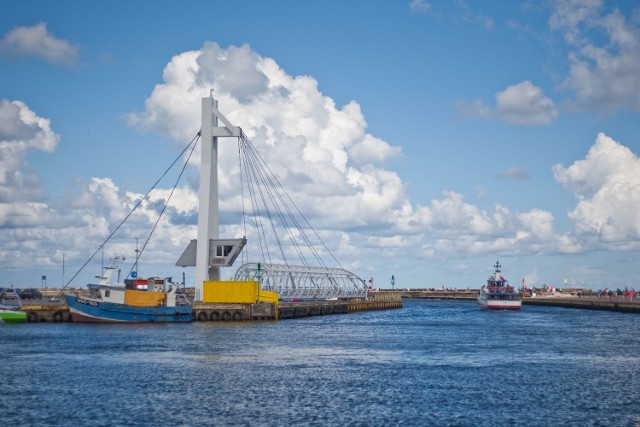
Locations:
0;309;27;323
64;295;192;323
477;294;522;310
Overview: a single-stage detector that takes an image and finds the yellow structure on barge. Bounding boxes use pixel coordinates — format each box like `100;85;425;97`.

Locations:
203;280;278;305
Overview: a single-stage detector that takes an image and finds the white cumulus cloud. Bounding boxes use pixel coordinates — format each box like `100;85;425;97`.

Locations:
495;81;559;125
129;42;404;232
553;132;640;249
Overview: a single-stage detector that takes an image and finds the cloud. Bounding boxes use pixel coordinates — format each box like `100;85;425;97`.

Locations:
0;23;79;66
0;167;199;281
456;0;495;31
0;101;195;282
0;99;59;203
500;167;530;180
458;98;492;119
549;0;602;44
495;81;559;125
0;43;398;284
409;0;432;14
467;3;640;116
3;42;637;288
388;191;579;257
553;132;640;249
129;42;404;233
460;81;558;126
125;42;580;271
549;0;640;112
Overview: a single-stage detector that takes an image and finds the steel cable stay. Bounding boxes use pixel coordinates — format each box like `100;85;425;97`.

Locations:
240;139;287;264
238;138;276;266
56;132;201;297
234;132;368;300
124;134;199;280
239;133;330;268
242;142;303;266
239;134;319;267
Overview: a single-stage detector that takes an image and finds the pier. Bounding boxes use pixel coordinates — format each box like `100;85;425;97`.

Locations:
20;288;402;322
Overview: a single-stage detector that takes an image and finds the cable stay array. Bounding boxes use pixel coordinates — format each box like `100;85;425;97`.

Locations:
234;131;368;300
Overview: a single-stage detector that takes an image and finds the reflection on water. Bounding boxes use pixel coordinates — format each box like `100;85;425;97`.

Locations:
1;299;639;426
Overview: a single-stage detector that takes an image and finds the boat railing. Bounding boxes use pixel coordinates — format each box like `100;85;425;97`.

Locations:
486;285;517;294
173;290;191;306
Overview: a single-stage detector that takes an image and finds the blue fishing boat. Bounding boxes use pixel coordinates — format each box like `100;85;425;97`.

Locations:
64;258;192;323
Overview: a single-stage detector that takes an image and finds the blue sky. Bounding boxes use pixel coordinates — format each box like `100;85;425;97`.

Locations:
1;0;639;291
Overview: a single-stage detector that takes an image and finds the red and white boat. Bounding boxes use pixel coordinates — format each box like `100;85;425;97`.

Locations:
477;261;522;310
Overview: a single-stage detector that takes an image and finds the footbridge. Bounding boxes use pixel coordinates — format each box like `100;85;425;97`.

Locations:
235;263;368;300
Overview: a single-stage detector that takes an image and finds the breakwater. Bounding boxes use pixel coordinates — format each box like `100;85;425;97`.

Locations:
376;290;640;313
390;289;477;300
522;296;640;313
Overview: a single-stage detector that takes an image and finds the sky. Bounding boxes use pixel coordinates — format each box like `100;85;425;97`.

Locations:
1;0;639;291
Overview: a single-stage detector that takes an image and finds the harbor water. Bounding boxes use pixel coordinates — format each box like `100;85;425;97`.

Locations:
2;299;639;426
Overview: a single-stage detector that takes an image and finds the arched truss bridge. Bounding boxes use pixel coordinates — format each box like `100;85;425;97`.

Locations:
234;262;368;300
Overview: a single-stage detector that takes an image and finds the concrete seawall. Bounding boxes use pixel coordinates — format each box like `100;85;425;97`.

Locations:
278;298;403;320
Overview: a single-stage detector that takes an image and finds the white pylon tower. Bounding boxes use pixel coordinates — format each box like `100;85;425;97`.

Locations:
198;94;242;300
176;94;243;301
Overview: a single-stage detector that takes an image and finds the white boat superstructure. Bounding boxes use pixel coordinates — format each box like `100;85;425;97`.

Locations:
477;261;522;310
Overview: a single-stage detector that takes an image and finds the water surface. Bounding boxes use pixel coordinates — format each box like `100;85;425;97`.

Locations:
2;299;639;426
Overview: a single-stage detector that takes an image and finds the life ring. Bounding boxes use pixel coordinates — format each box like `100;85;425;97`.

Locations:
232;311;242;321
197;311;208;322
221;311;231;321
53;311;64;322
210;311;220;321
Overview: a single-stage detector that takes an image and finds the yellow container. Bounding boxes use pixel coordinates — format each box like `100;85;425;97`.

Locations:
203;280;259;303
